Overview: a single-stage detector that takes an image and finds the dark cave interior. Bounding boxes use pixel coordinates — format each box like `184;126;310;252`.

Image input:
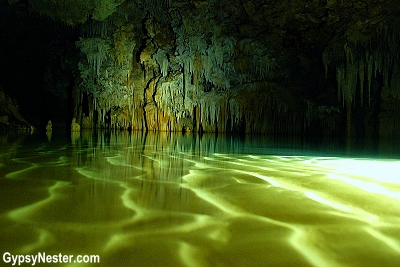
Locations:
0;0;399;139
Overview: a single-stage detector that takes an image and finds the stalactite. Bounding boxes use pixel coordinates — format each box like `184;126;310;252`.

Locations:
81;19;114;38
153;49;169;77
68;0;304;135
234;38;276;80
193;51;202;89
366;52;373;105
318;18;400;137
359;59;365;106
76;37;110;80
229;98;242;131
324;20;400;108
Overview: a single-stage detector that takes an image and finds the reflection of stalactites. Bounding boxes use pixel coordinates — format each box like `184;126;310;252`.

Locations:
71;131;80;145
46;131;52;142
46;120;52;131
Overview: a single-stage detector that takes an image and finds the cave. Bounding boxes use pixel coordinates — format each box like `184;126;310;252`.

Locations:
1;1;400;266
0;0;399;139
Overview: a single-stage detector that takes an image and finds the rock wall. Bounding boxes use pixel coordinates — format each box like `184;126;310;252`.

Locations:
0;88;33;130
68;0;304;134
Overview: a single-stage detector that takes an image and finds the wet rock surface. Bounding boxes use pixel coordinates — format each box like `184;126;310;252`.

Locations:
0;88;33;130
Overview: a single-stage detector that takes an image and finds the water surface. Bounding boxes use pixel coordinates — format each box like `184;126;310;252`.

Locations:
1;131;400;266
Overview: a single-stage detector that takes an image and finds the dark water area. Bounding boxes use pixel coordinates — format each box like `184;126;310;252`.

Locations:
1;130;400;266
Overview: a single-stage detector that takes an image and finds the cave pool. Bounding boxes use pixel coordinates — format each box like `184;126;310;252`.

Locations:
1;131;400;267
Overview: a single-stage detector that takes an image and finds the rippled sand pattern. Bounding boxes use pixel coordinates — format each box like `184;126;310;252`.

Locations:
1;132;400;266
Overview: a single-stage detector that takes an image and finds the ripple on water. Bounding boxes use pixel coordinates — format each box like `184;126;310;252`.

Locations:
1;135;400;267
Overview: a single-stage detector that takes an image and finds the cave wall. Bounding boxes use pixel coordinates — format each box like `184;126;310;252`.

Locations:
0;87;33;130
69;0;301;134
4;0;400;137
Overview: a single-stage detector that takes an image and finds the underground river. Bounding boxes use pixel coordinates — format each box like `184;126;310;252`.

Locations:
1;131;400;266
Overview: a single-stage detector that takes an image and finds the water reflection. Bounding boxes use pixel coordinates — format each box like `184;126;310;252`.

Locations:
0;131;400;267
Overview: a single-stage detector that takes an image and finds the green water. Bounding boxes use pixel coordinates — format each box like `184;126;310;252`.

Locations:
1;131;400;266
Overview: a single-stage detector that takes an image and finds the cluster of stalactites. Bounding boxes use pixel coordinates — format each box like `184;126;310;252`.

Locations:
76;37;110;80
80;19;115;38
234;39;277;83
140;0;170;10
323;23;400;106
153;75;294;134
72;0;289;134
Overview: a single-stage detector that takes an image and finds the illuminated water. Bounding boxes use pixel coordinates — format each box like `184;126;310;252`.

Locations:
1;131;400;266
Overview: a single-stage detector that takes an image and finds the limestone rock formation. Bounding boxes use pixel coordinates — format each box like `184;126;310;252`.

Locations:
3;0;400;137
67;0;322;134
0;87;33;130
